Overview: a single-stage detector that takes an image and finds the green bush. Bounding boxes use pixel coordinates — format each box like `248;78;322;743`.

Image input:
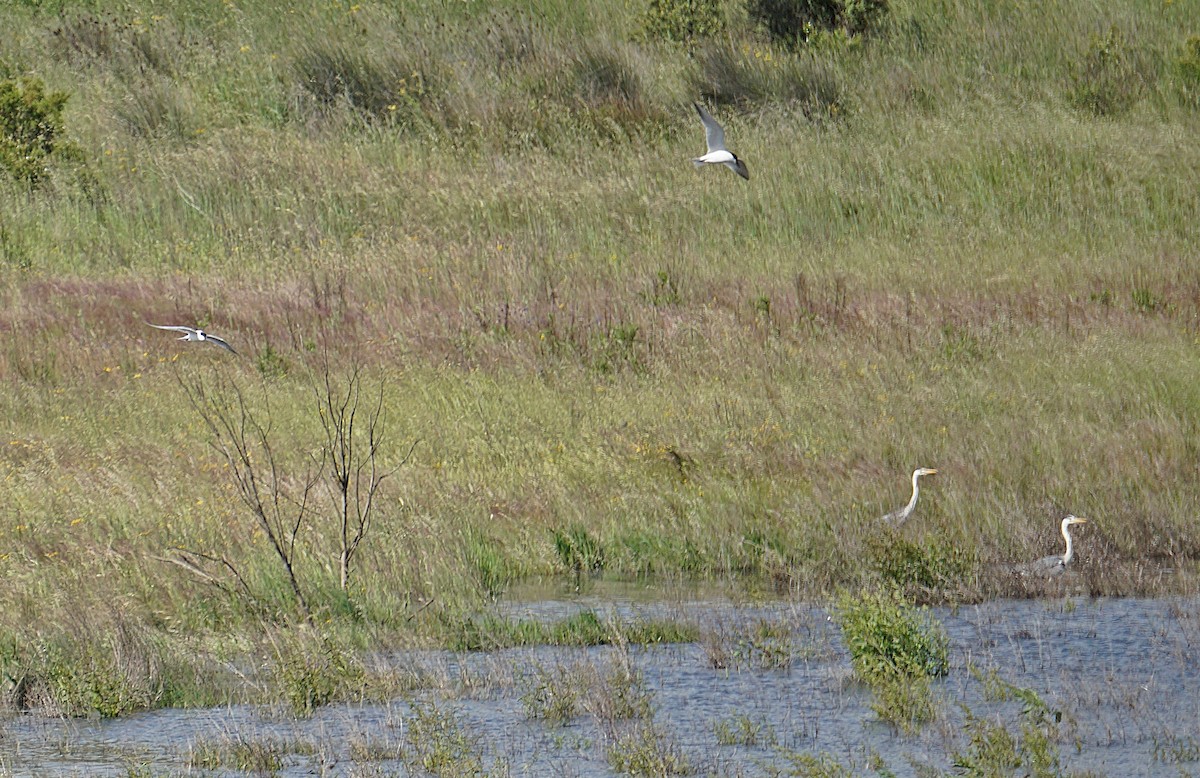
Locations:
0;77;74;185
872;535;976;599
836;587;948;730
639;0;725;48
748;0;838;44
1177;35;1200;109
836;587;949;681
747;0;888;46
270;631;365;717
1069;26;1148;116
841;0;888;37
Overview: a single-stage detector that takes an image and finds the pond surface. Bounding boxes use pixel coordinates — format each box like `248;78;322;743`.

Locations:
2;588;1199;777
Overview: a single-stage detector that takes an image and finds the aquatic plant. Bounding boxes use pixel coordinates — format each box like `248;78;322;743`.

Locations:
953;668;1072;777
835;586;948;731
447;609;697;652
400;700;487;777
520;662;582;726
713;714;777;746
606;721;690;776
269;629;366;717
836;587;949;681
188;734;314;774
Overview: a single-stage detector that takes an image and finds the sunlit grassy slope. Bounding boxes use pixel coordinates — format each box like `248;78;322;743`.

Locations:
1;0;1199;700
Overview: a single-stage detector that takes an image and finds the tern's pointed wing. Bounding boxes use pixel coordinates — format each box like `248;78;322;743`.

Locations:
147;323;198;334
729;158;750;180
693;102;727;153
206;334;239;355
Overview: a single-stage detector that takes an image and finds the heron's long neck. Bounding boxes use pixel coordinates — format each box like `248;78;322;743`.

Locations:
904;472;921;515
1060;521;1074;565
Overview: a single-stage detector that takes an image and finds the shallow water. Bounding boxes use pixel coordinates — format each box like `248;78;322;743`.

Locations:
2;589;1199;776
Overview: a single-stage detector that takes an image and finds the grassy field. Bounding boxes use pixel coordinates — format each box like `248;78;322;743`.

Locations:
2;0;1199;714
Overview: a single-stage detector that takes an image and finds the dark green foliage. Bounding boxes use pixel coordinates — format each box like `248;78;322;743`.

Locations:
0;77;73;185
836;587;948;730
748;0;888;46
837;587;948;680
1069;26;1150;116
841;0;889;36
639;0;725;48
955;673;1065;777
748;0;839;44
872;535;977;599
446;609;697;651
553;525;606;577
1178;35;1200;108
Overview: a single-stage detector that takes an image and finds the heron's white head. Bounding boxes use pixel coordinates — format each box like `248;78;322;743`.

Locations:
914;467;938;477
1062;515;1087;527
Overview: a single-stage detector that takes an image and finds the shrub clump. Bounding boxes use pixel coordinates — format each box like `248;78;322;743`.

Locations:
872;535;977;601
1069;26;1150;116
269;631;366;717
835;587;948;731
639;0;725;49
0;77;78;186
748;0;889;47
837;587;948;679
1177;35;1200;109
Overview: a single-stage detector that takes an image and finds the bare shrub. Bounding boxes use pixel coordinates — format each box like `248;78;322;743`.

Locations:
168;359;413;620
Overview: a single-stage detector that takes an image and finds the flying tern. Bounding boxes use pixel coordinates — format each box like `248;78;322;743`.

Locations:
147;323;239;355
692;102;749;180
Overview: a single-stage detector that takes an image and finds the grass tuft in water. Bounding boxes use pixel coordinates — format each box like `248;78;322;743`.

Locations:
401;699;490;777
836;586;948;731
188;734;314;774
447;609;697;652
269;629;366;717
606;721;690;776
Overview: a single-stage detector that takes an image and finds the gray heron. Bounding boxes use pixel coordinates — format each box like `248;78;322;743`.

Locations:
879;467;938;526
1028;515;1088;577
